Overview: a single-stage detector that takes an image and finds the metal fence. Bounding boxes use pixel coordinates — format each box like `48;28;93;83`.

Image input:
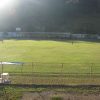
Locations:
0;62;100;85
0;32;100;40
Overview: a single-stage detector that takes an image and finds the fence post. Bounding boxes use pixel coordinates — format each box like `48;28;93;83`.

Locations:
90;63;93;76
1;61;3;74
32;62;34;73
21;63;23;74
61;63;63;73
1;61;4;83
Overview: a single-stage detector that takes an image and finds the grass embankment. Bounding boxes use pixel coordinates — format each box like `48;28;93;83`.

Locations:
1;85;100;100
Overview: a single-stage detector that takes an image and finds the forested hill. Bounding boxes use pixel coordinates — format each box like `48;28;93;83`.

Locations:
0;0;100;33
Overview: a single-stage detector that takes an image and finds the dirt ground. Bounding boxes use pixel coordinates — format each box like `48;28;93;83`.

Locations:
21;91;100;100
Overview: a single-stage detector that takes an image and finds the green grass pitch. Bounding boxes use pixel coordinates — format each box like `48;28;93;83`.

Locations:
0;40;100;74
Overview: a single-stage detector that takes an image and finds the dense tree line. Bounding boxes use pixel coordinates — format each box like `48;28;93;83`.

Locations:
0;0;100;34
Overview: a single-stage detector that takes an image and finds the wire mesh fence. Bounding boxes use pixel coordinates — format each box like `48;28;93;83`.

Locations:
0;62;100;85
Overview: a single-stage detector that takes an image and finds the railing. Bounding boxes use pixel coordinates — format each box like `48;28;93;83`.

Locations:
0;62;100;85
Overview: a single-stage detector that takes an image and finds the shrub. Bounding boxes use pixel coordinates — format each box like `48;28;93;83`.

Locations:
51;96;63;100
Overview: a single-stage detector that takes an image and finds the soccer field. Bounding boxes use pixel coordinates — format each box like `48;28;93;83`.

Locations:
0;40;100;73
0;40;100;63
0;40;100;85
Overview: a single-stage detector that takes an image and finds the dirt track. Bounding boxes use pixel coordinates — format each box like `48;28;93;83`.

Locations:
22;91;100;100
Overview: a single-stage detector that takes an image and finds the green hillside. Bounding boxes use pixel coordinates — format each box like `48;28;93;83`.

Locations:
0;0;100;33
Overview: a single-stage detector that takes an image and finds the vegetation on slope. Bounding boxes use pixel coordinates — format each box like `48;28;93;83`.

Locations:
0;0;100;33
